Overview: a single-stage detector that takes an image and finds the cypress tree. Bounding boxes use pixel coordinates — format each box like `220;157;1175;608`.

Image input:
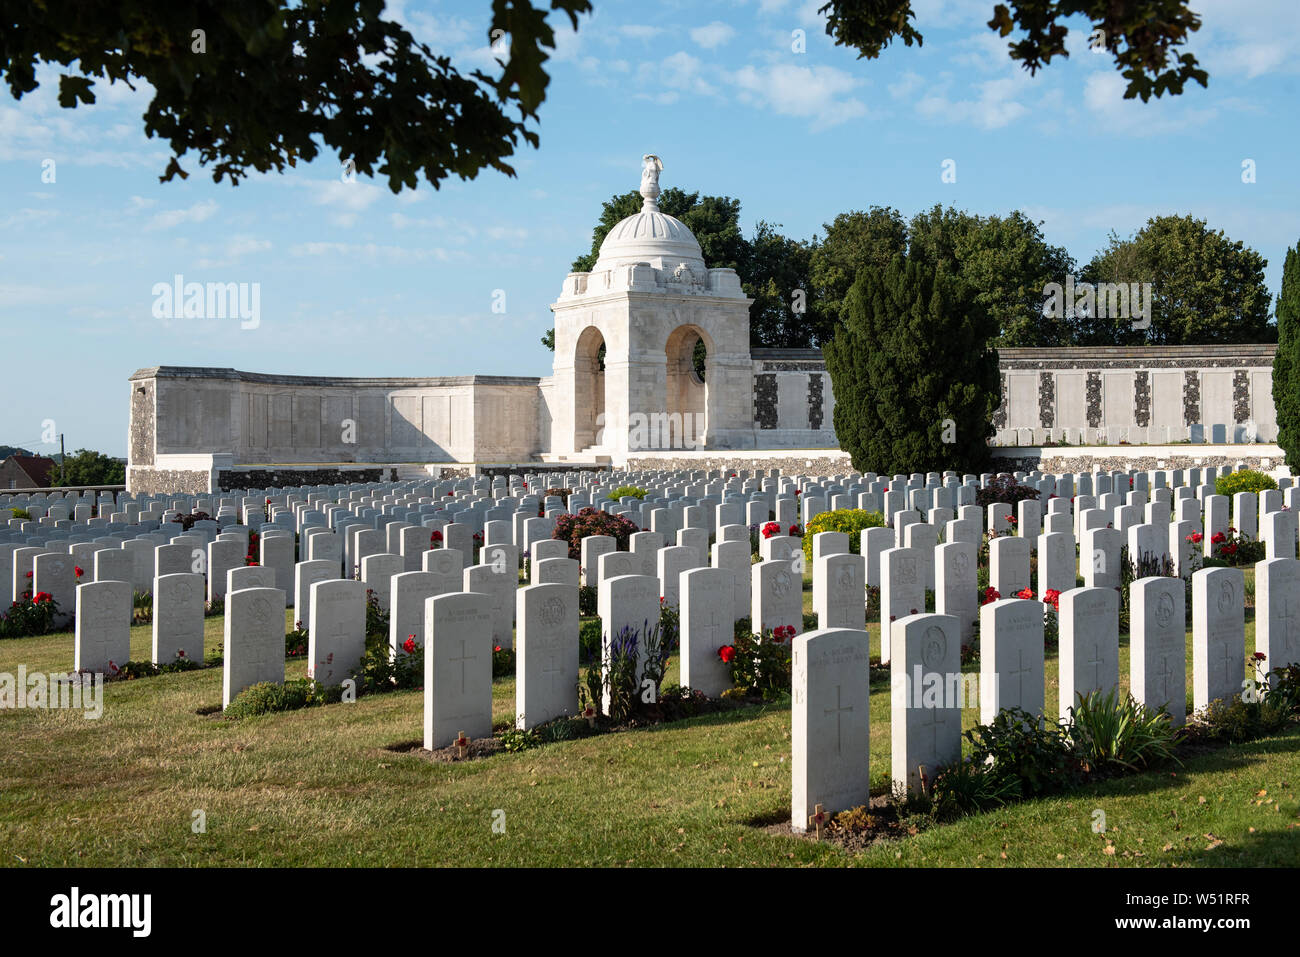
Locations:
825;254;999;475
1274;241;1300;463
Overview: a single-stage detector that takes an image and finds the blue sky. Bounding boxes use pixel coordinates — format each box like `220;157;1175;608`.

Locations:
1;0;1297;458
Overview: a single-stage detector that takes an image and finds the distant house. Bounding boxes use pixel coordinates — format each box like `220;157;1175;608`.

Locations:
0;455;57;490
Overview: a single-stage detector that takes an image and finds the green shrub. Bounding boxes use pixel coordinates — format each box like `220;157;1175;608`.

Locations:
0;591;60;639
1189;661;1300;742
492;644;515;678
963;707;1080;799
1215;469;1277;498
579;617;602;665
553;508;640;561
801;508;884;562
1066;688;1180;772
10;507;31;520
578;584;598;617
223;678;342;719
607;485;647;501
499;727;541;752
929;756;1020;820
976;476;1044;509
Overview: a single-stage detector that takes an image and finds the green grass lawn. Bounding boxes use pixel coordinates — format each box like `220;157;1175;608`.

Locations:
2;575;1297;867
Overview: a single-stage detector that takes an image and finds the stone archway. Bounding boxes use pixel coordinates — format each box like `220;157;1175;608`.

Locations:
663;324;708;450
574;325;606;451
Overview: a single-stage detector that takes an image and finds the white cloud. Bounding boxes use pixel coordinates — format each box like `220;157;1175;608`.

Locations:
289;242;450;263
620;25;663;41
730;63;866;129
227;235;272;258
636;52;719;98
888;71;925;99
1081;70;1218;135
690;22;736;49
146;200;219;231
915;75;1030;129
1194;0;1300;79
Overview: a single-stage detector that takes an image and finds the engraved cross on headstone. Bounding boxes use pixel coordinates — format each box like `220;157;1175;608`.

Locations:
450;638;475;694
824;684;854;756
541;653;564;694
1007;646;1033;705
1153;654;1174;704
1086;642;1105;689
1279;596;1299;656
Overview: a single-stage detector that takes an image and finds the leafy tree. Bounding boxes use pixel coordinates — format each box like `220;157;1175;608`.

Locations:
1;0;589;191
824;255;999;475
818;0;1208;102
52;449;125;487
808;207;908;338
810;205;1072;347
1074;215;1274;345
0;446;35;460
1274;242;1300;464
743;222;814;348
907;206;1075;347
5;2;1211;195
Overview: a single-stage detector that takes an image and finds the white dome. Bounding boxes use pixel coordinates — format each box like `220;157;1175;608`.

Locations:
591;206;707;273
589;155;708;274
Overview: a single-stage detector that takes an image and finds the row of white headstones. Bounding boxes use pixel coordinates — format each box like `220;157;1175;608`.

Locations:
11;468;1300;830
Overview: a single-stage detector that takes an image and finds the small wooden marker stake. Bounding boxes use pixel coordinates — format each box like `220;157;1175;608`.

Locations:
455;731;469;759
809;804;827;840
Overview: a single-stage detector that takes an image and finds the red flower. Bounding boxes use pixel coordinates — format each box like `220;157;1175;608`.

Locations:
1015;588;1035;600
1186;532;1203;544
494;645;502;653
980;587;1000;606
74;566;84;578
718;645;736;663
1211;532;1227;544
24;571;32;579
429;530;444;545
1253;652;1267;661
403;636;416;654
1222;543;1238;556
761;521;781;540
1043;589;1061;611
788;524;801;537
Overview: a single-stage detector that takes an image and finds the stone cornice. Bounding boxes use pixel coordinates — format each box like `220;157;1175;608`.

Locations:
129;367;543;388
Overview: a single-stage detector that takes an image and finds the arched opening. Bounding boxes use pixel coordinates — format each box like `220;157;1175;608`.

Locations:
664;325;708;450
574;326;606;451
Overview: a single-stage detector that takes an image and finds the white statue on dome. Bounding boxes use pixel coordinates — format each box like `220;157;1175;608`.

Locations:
640;154;663;207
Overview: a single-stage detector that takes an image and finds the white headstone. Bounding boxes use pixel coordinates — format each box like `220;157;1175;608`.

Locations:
308;578;367;686
1057;586;1119;720
423;591;494;749
152;572;205;665
979;598;1045;724
792;627;871;831
74;580;132;674
1191;566;1245;711
515;582;579;729
1130;576;1187;727
890;613;961;796
222;587;287;708
1256;558;1300;670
